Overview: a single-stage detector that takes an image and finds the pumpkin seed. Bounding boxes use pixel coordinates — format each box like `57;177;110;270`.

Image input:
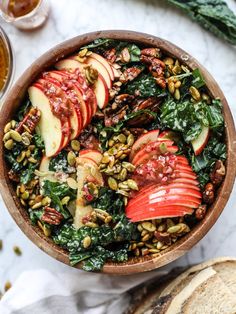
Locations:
13;246;22;256
175;80;181;88
79;48;88;57
156;241;164;250
119;168;127;181
101;155;110;164
141;222;156;232
167;225;182;234
108;139;115;147
116;189;129;197
172;65;181;75
21;191;29;200
85;222;98;228
117;134;126;143
3;132;11;142
164;57;174;65
189;86;201;101
137;241;144;247
149;248;159;253
42;196;51;206
4;122;12;133
137;224;143;232
127;134;135;147
32;202;42;209
83;236;92;248
67;151;76;166
25;149;31;158
174;88;180;100
16;151;26;163
43;225;51;237
134;248;140;256
28;157;38;164
20;184;25;193
108;177;118;190
67;177;78;189
71;140;80;151
127;179;139;190
168;81;175;94
105;215;112;224
61;196;70;205
166;218;175;228
142;234;150;242
4;139;14;150
21;133;31;146
159;142;167;154
10;130;22;142
122;162;135;172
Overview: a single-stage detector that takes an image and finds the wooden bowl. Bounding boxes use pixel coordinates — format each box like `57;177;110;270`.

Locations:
0;30;235;275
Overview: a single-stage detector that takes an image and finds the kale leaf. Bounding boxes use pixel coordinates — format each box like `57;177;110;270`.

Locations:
49;150;70;173
42;181;76;219
160;98;224;142
125;73;166;98
166;0;236;45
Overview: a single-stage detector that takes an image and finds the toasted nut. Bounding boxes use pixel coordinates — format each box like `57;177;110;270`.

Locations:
83;236;92;248
21;191;29;200
41;196;51;206
119;168;127;181
210;160;225;186
32;202;42;209
127;134;135;147
67;177;78;189
126;179;139;190
164;57;174;65
195;204;207;220
71;140;80;151
174;81;181;88
4;139;14;150
189;86;201;101
174;88;180;100
168;81;175;94
141;248;149;256
16;151;26;163
203;182;214;204
10;130;22;142
167;225;181;234
67;151;76;166
141;222;156;232
120;47;130;63
122;162;135;172
4;122;12;133
4;281;12;292
13;246;22;256
61;196;70;205
117;134;126;143
108;177;118;190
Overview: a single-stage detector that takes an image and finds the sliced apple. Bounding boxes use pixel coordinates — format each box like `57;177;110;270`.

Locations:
79;149;103;165
111;64;120;79
90;52;114;81
28;85;64;157
55;58;109;109
130;130;160;161
38;156;57;185
191;125;210;155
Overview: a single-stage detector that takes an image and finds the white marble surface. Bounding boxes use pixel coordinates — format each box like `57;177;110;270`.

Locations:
0;0;236;292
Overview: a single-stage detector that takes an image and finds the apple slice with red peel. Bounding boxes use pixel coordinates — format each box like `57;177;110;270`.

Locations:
90;52;114;81
79;149;102;165
28;85;64;157
84;56;112;88
172;177;199;186
76;156;104;186
130;130;160;161
126;206;194;222
37;78;71;149
55;58;109;109
174;170;197;180
191;125;210;155
111;65;120;79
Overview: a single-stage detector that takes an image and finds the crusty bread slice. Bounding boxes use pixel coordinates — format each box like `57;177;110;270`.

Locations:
182;273;236;314
213;260;236;295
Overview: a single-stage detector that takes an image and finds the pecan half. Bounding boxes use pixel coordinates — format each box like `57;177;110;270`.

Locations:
141;48;161;58
41;207;64;225
202;183;214;204
78;126;100;150
120;47;131;63
119;67;143;83
154;231;171;245
16;108;41;134
195;204;207;220
103;48;117;63
8;169;20;182
210;160;225;186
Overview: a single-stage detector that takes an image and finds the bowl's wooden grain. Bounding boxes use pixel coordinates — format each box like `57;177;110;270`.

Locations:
0;30;235;275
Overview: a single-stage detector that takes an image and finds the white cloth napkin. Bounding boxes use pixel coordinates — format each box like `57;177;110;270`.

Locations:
0;268;167;314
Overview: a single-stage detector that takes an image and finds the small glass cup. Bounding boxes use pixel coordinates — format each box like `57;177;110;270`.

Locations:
0;26;14;102
0;0;50;31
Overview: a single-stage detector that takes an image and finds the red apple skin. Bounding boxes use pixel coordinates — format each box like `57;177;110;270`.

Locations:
86;56;112;88
191;126;210;155
90;52;114;81
130;130;160;161
79;149;102;165
29;84;65;157
37;78;71;149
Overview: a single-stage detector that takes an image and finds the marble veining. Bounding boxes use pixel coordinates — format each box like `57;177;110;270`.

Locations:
0;0;235;289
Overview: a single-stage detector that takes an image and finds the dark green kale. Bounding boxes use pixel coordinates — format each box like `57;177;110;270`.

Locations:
53;187;138;271
49;150;71;173
42;180;76;219
166;0;236;45
125;73;166;98
160;98;224;142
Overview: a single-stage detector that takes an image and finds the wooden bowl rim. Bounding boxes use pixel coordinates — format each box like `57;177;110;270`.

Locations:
0;30;235;275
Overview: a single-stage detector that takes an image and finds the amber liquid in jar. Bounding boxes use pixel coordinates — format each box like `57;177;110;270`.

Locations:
7;0;40;18
0;38;9;92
